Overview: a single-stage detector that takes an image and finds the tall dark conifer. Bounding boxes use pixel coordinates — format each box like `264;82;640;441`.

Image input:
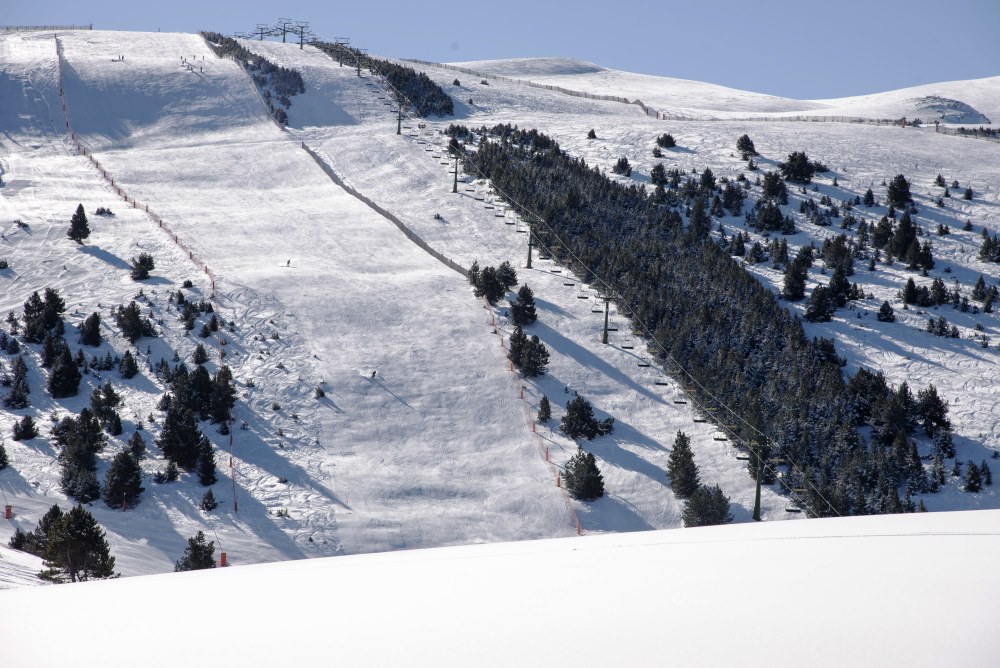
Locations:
666;431;700;499
67;204;91;244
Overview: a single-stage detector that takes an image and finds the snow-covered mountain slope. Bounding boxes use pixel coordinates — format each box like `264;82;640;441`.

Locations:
450;57;1000;122
0;29;574;578
2;29;999;588
4;509;1000;667
0;544;45;589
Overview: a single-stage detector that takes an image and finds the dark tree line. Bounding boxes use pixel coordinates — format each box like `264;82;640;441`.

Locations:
313;41;453;117
450;122;946;516
201;32;305;123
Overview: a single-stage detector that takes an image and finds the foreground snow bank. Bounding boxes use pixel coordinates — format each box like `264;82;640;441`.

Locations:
3;509;998;667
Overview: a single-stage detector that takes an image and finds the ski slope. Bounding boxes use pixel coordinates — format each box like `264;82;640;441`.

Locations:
4;509;1000;667
1;29;999;587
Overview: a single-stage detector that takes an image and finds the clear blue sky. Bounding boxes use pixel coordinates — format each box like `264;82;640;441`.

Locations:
6;0;999;99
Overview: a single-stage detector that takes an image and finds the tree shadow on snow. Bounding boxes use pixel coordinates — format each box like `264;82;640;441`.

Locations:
80;244;130;270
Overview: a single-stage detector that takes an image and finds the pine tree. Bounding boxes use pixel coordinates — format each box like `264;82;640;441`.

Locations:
41;504;116;582
192;343;209;365
12;504;62;556
157;405;202;470
119;350;139;379
964;460;982;492
210;366;237;425
113;301;155;343
612;156;632;176
863;188;875;207
80;312;101;346
666;431;700;499
175;531;216;571
779;151;815;184
67;203;91;244
560;395;613;440
496;261;518;290
782;260;807;300
537;395;551;423
129;253;155;280
3;355;30;409
509;284;538;326
12;414;39;441
656;133;676;149
587;128;596;139
980;461;993;486
887;174;913;208
563;449;604;501
877;301;895;322
890;211;917;259
197;435;217;486
473;266;505;305
508;325;527;368
971;275;987;302
519;335;550;378
916;384;950;437
201;488;218;511
40;332;64;368
736;134;757;158
804;285;836;322
682;484;733;527
127;431;146;461
102;449;145;509
0;440;8;471
48;346;82;398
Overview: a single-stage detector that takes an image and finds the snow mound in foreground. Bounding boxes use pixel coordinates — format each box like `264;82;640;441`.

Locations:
3;509;999;667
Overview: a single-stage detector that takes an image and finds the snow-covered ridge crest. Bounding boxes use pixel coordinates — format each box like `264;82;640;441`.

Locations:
450;56;1000;122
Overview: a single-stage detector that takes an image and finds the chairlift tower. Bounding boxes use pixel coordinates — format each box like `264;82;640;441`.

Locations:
752;441;762;521
275;18;294;43
355;48;367;77
526;230;533;269
294;21;311;49
333;38;350;66
254;23;271;40
601;295;612;344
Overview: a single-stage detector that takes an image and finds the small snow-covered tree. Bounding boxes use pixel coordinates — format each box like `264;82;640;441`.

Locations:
102;449;144;509
563;449;604;501
175;531;216;571
67;204;90;244
682;485;733;527
537;395;551;423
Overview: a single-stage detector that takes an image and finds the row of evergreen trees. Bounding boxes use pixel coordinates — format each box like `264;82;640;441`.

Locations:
201;31;305;124
312;41;453;117
450;122;963;516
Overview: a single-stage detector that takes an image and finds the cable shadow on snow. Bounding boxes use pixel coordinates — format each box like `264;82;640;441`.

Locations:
529;320;667;405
